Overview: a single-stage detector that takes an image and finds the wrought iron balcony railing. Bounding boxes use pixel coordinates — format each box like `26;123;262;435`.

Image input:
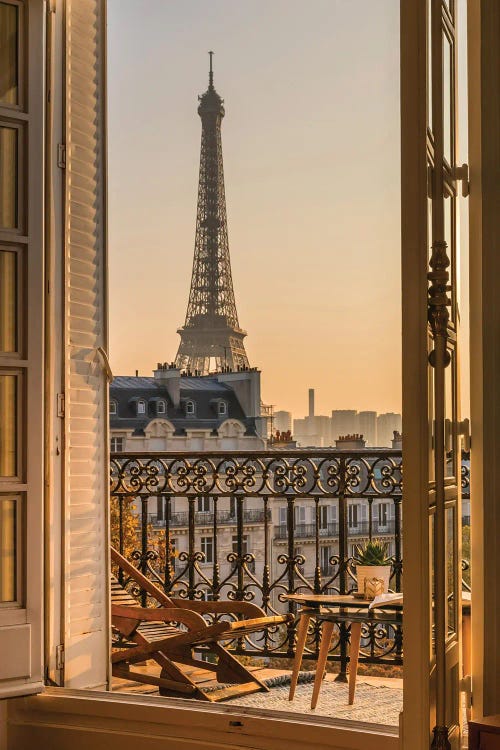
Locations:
111;448;405;676
110;449;470;677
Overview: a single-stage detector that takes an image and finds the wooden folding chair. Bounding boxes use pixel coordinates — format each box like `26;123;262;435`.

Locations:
111;546;292;701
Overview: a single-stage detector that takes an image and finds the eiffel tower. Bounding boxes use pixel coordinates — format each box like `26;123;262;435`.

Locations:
175;53;250;374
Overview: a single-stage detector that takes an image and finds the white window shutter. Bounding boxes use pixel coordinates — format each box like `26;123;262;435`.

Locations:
62;0;109;690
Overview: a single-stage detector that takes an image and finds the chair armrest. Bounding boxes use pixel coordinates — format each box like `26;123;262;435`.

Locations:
112;603;207;631
168;598;266;618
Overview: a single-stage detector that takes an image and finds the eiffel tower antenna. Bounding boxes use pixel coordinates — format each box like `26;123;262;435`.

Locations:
175;54;250;374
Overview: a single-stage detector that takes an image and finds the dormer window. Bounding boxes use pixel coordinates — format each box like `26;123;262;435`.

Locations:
218;401;227;416
109;400;117;415
186;400;195;415
137;399;146;415
157;400;166;415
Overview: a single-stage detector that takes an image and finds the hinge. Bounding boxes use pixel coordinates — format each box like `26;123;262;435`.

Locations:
57;393;65;418
451;163;469;197
57;143;66;169
55;644;65;671
458;417;471;451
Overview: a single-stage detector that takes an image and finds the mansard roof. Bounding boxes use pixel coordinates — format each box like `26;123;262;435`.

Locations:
109;376;257;436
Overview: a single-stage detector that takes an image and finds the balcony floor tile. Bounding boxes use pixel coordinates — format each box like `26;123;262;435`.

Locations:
113;667;402;727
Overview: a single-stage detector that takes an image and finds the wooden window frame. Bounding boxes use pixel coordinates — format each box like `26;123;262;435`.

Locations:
0;0;44;697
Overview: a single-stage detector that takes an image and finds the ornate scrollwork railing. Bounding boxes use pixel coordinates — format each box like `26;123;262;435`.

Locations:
110;449;470;675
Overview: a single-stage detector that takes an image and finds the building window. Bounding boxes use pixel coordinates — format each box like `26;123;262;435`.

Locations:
157;400;166;415
218;400;227;416
186;400;195;415
320;545;333;574
197;496;211;513
319;505;329;530
109;400;117;415
294;505;306;527
378;502;389;528
110;437;124;452
348;503;360;529
201;536;213;564
230;496;239;518
137;399;146;415
232;534;249;555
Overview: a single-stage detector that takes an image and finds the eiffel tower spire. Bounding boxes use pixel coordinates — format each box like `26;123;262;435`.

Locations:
175;53;250;374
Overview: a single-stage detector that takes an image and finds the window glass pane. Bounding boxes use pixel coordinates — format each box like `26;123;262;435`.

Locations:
0;250;17;352
0;374;16;476
0;497;16;601
446;506;457;635
0;126;18;229
428;338;435;483
443;194;455;320
445;354;455;477
0;3;18;106
443;34;452;164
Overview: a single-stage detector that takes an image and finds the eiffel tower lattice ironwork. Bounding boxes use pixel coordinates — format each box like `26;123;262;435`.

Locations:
175;53;250;374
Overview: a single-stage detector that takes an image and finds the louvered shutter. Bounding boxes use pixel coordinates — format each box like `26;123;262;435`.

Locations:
62;0;109;689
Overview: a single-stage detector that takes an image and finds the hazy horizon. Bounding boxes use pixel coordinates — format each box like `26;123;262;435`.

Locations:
107;1;402;418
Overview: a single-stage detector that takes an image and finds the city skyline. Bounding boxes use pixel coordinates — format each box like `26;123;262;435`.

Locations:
107;1;401;417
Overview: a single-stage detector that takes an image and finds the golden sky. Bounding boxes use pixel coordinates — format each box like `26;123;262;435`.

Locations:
107;1;403;419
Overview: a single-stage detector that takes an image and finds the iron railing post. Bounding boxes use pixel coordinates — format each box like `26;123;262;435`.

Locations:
336;455;349;681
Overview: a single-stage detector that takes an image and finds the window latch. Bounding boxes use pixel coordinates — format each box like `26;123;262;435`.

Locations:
451;163;469;197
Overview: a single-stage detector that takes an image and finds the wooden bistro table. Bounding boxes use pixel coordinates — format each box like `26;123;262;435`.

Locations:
284;593;403;709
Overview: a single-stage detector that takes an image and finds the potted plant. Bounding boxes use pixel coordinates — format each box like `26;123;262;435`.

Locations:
354;541;392;596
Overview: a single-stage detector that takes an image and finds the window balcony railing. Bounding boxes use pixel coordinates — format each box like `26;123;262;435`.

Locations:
110;448;470;677
275;519;398;540
151;508;271;527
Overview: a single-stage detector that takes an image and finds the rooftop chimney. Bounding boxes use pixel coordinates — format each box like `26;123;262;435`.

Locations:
335;434;366;449
154;362;181;408
308;388;315;418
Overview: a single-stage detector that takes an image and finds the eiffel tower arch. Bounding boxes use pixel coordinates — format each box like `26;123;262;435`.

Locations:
175;54;250;374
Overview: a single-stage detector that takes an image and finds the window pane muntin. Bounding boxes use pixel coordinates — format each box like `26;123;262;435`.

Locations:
0;125;18;229
0;248;17;352
0;2;19;107
0;372;17;477
0;495;17;602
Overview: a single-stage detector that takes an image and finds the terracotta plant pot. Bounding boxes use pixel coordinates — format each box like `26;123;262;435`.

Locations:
356;564;392;596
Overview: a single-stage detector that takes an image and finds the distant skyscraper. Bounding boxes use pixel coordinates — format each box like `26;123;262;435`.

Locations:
358;411;377;446
293;390;331;447
377;412;402;447
331;410;359;441
275;410;292;433
308;389;315;418
175;53;249;374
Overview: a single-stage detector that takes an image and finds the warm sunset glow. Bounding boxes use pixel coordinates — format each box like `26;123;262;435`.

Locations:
107;0;401;418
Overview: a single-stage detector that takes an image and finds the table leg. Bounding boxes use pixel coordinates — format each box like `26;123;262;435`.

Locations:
311;620;335;710
348;621;362;705
289;612;311;701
